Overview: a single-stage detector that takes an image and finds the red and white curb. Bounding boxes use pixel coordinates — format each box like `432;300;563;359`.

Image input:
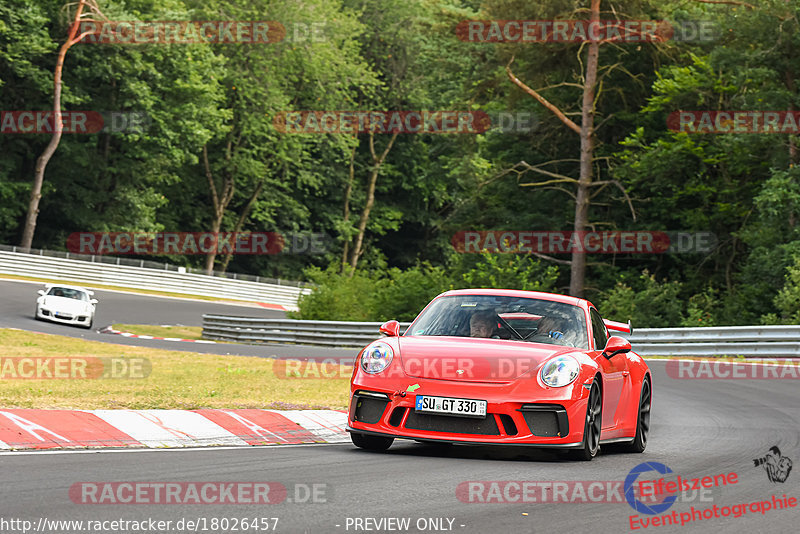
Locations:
257;302;288;311
0;409;348;450
99;326;217;344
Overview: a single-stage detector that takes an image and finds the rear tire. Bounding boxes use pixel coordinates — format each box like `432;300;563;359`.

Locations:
615;376;650;453
569;380;602;461
351;432;394;451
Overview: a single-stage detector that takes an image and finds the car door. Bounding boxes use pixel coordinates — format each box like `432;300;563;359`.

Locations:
589;308;628;430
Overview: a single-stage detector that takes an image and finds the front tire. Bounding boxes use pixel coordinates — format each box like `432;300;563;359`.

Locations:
351;432;394;451
569;380;602;461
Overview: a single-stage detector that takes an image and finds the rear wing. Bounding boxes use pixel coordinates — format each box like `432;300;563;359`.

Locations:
603;319;632;335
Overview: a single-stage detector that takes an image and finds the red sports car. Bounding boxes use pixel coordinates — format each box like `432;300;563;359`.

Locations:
347;289;651;460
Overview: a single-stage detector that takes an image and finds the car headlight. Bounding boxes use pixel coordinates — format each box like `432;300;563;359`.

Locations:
360;341;394;374
540;355;580;387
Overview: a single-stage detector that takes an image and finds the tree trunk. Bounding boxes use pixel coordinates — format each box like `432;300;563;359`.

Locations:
20;0;90;251
219;180;264;273
569;0;601;297
203;143;235;275
204;216;223;275
341;143;357;273
347;131;398;274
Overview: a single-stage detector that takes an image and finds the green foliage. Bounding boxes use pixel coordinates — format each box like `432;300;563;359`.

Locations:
293;266;382;322
764;256;800;324
4;0;800;327
682;288;719;327
295;253;559;321
598;271;684;328
293;262;450;322
370;264;452;321
455;253;558;292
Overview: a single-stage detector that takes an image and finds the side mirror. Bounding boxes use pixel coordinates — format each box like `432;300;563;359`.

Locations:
37;290;46;296
90;299;98;305
379;320;400;337
603;336;631;359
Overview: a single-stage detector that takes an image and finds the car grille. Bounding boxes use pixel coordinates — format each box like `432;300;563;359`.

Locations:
404;412;500;435
518;404;569;437
351;392;390;424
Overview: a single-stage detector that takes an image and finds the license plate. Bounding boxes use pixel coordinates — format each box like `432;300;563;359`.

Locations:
415;395;487;418
55;312;72;319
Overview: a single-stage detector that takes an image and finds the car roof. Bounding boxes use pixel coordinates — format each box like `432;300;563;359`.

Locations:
44;284;92;293
437;288;586;308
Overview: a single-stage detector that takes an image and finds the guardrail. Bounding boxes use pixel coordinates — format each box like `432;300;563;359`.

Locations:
618;325;800;356
0;247;309;310
202;316;411;347
201;316;800;356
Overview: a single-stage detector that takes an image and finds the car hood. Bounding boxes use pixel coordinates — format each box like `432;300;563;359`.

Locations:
41;296;91;312
397;335;579;382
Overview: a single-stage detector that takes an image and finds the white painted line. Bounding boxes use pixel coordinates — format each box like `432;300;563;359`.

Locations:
0;442;346;456
90;410;248;448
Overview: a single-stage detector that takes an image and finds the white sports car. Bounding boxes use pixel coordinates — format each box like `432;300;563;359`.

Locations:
35;284;97;329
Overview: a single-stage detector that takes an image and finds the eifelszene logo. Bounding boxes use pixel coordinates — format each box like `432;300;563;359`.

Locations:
625;462;678;515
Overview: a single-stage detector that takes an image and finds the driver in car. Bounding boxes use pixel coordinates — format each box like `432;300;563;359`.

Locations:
531;316;566;342
469;311;498;338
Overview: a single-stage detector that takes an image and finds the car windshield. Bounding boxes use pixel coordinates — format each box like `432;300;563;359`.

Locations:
406;294;589;349
48;287;88;301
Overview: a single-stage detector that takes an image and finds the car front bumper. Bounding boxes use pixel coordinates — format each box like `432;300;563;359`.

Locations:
37;306;92;327
348;375;593;447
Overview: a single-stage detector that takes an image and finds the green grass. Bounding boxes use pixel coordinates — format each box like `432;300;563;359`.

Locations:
0;329;351;410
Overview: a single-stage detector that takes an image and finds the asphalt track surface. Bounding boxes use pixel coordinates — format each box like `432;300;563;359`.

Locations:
1;279;799;533
1;361;798;533
0;278;352;361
